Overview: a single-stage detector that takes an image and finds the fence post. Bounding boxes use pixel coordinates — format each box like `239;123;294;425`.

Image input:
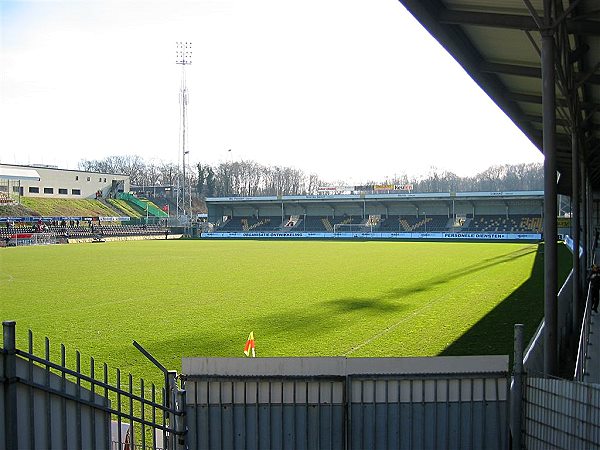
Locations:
167;370;178;450
3;320;18;450
511;324;524;450
174;388;187;450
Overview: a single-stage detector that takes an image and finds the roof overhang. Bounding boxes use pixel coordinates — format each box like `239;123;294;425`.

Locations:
206;191;544;206
397;0;600;194
0;167;41;181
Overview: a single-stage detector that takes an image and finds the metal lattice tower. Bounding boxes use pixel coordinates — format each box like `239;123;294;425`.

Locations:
176;41;192;219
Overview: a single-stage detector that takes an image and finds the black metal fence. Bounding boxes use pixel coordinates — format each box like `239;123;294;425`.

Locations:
1;321;185;450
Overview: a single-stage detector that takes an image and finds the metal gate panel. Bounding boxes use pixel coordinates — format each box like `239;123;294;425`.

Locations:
348;375;508;450
182;355;509;450
185;377;345;450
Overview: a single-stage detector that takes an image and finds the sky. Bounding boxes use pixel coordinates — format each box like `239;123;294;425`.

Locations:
0;0;544;184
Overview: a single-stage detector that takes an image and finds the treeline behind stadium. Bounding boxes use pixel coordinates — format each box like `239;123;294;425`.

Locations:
79;156;543;198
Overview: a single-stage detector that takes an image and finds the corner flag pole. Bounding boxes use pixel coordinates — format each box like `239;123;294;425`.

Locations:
244;331;256;357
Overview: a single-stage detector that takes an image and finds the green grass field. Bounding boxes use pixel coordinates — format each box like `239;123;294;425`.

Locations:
0;240;570;385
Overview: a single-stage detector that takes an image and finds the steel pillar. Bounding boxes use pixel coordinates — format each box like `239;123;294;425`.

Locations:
572;131;580;331
587;175;593;265
582;159;589;271
511;324;524;450
3;321;18;450
542;25;558;376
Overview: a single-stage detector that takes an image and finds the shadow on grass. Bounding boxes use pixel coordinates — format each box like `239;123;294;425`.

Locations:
324;246;536;311
143;328;245;362
439;243;572;359
151;245;555;360
248;246;541;351
325;296;409;313
241;245;542;350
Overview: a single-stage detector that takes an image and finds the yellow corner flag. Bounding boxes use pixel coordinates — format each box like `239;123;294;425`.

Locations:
243;331;256;357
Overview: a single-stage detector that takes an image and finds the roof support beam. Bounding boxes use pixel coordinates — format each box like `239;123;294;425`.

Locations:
439;9;600;36
480;61;600;85
571;125;581;334
507;91;600;111
524;114;571;127
439;9;537;30
524;114;600;132
480;61;541;78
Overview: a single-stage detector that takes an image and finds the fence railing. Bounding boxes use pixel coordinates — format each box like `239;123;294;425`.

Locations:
574;281;593;381
523;239;578;374
1;321;185;450
2;232;60;247
117;193;168;218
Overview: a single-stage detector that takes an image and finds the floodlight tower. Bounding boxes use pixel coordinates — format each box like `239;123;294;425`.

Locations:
176;41;192;219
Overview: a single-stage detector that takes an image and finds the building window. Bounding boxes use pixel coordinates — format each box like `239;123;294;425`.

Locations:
75;176;79;181
99;177;102;182
12;186;20;193
28;187;39;193
104;178;107;182
58;188;68;195
44;187;54;194
72;189;81;195
87;177;90;181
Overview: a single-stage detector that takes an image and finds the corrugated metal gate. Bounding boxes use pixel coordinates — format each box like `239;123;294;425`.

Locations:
348;374;507;450
182;356;509;450
185;375;345;449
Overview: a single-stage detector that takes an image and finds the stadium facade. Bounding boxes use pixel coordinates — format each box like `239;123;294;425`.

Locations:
205;190;548;241
0;163;130;201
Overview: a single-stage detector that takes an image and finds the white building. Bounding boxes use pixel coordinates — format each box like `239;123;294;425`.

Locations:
0;163;130;201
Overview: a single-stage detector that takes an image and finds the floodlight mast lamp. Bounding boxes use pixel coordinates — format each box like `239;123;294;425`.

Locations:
176;41;192;219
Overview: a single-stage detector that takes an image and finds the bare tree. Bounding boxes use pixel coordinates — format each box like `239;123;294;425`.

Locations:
79;156;543;200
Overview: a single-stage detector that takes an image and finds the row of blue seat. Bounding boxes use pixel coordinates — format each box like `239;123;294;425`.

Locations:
216;214;544;233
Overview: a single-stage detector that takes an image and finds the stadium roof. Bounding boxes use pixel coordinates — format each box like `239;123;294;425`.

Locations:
206;190;544;205
397;0;600;194
0;163;128;177
0;166;40;181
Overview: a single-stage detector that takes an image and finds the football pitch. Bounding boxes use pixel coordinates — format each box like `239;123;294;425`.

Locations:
0;240;570;382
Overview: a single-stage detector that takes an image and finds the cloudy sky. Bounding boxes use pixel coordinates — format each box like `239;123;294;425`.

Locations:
1;0;543;183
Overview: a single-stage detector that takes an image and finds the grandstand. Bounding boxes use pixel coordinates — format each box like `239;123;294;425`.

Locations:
0;219;169;246
130;185;178;217
462;214;543;233
0;163;164;218
0;164;171;246
17;197;119;218
205;190;547;240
